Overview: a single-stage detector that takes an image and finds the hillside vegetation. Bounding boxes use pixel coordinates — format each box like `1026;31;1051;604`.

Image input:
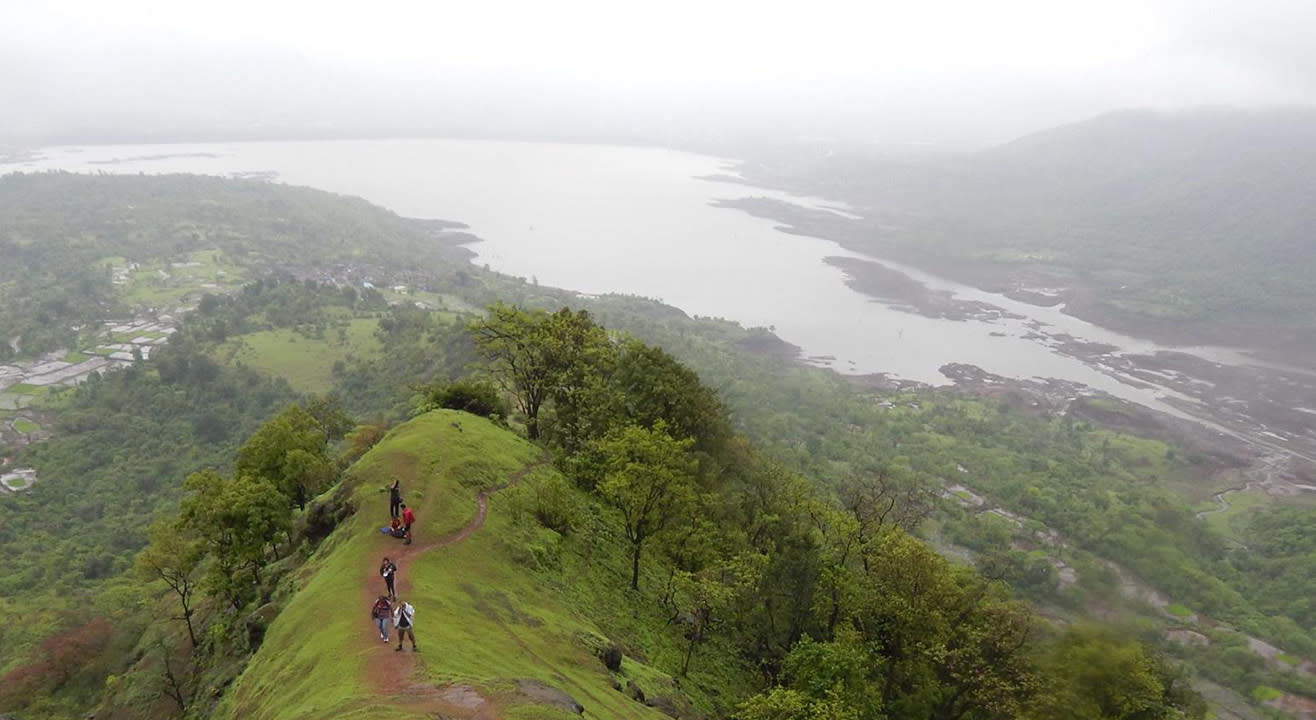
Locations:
7;173;1314;719
213;411;677;720
0;171;473;358
738;107;1316;352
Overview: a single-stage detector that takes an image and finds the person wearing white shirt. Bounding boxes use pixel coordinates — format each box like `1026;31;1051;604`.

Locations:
392;598;417;652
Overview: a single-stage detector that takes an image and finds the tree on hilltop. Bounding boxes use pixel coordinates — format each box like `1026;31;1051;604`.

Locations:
236;404;336;509
469;303;611;440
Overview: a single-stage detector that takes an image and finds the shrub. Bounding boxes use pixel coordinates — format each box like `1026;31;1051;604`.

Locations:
429;380;508;420
600;643;624;672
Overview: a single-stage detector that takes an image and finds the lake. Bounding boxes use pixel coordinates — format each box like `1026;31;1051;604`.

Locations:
9;138;1266;417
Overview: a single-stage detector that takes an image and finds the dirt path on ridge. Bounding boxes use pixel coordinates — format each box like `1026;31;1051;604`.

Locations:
359;457;549;719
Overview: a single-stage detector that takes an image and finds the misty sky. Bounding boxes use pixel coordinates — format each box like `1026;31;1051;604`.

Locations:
4;0;1315;149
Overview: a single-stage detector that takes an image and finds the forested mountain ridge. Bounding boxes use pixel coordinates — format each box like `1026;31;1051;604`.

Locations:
733;107;1316;355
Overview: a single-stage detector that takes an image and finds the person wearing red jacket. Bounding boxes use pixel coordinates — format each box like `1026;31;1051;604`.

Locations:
400;503;416;545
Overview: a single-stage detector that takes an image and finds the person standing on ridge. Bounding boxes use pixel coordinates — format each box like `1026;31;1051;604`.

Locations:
371;595;392;642
393;597;417;652
380;557;397;600
387;477;402;519
400;503;416;545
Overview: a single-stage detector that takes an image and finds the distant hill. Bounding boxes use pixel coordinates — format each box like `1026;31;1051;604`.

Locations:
744;107;1316;355
973;108;1316;268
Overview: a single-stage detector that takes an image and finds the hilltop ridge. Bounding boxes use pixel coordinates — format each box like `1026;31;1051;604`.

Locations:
210;410;681;720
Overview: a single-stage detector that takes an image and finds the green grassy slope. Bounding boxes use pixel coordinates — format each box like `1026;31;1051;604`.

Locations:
214;318;382;394
215;410;674;720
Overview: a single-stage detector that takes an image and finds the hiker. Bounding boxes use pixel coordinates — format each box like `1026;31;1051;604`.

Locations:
378;516;405;537
371;595;392;642
387;477;402;519
393;597;417;652
400;503;416;545
380;557;397;600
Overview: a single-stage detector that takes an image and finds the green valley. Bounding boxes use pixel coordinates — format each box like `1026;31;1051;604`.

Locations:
2;172;1313;720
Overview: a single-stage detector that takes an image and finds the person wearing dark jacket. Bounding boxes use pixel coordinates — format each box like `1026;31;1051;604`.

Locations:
387;477;402;519
371;595;392;642
380;557;397;600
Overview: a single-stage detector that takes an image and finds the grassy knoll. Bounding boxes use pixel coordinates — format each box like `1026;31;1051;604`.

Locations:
215;319;382;394
216;411;672;720
11;418;38;434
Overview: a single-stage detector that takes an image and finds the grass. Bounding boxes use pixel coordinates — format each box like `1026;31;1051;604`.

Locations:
11;418;38;434
1164;603;1193;618
215;411;674;720
1090;430;1174;480
1251;685;1283;703
62;351;90;364
6;384;48;396
1202;488;1270;542
214;319;381;394
120;249;247;308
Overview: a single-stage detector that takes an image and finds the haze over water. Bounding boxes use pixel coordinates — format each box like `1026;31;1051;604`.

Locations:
14;138;1258;415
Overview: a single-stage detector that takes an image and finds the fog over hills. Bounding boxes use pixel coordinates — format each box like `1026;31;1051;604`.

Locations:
10;4;1316;719
737;106;1316;352
7;0;1316;151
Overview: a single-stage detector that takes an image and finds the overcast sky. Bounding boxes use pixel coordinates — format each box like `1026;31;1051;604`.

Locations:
4;0;1315;149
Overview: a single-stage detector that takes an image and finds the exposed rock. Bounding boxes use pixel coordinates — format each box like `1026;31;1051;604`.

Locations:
646;694;683;718
599;643;623;671
1165;629;1210;647
245;603;281;649
517;679;584;714
302;484;357;544
439;685;488;710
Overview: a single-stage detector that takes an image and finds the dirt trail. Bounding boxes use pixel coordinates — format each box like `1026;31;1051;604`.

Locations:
359;457;549;719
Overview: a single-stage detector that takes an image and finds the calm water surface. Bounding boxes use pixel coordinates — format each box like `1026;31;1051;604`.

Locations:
14;139;1258;415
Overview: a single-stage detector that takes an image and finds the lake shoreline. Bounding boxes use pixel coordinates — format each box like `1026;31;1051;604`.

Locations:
712;195;1316;368
706;193;1316;492
19;138;1316;485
